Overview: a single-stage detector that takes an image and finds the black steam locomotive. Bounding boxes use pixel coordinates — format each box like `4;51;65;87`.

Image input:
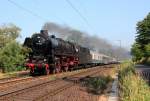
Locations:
24;30;92;75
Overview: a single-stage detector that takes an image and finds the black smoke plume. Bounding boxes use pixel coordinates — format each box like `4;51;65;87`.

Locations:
42;22;130;60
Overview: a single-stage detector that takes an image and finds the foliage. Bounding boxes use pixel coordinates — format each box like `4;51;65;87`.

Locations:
0;23;21;48
0;24;27;73
21;46;32;56
136;13;150;48
119;62;150;101
85;76;112;94
0;41;26;72
144;44;150;57
131;43;144;61
131;12;150;62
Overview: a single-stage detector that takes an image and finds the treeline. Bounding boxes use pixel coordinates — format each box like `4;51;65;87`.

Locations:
0;24;27;73
131;13;150;64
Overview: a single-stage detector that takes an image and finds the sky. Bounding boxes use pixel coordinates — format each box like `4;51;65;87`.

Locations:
0;0;150;50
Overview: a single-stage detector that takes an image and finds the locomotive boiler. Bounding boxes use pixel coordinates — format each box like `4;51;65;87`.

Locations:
24;30;91;75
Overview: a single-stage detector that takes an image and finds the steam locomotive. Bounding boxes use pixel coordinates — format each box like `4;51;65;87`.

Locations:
24;30;116;75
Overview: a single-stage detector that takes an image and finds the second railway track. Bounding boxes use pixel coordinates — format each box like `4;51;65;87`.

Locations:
0;65;115;101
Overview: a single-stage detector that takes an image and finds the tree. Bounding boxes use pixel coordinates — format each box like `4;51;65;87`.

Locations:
0;24;26;73
136;13;150;49
0;23;21;48
131;12;150;62
144;44;150;57
131;43;144;62
0;41;25;72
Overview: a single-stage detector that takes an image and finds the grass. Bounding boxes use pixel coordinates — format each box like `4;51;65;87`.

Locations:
119;61;150;101
0;71;29;79
0;71;20;79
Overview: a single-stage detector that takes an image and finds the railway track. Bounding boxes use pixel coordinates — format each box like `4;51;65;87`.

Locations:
34;69;104;101
0;76;33;87
0;65;113;101
0;69;87;91
0;76;20;83
0;69;85;91
0;65;112;90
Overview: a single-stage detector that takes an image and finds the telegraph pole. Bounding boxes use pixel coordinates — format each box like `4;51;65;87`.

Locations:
117;40;121;49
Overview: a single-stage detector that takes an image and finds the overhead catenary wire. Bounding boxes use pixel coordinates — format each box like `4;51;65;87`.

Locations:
7;0;94;31
7;0;67;24
31;0;67;25
65;0;96;34
7;0;48;21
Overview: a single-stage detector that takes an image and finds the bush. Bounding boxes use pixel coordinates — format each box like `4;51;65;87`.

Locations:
119;62;150;101
0;41;26;72
85;76;112;94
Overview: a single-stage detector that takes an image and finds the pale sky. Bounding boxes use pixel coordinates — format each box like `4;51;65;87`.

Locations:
0;0;150;50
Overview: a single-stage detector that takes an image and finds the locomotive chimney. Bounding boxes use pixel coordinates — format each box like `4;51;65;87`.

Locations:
40;30;48;36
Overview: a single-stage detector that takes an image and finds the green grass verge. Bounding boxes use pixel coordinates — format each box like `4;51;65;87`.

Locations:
119;61;150;101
